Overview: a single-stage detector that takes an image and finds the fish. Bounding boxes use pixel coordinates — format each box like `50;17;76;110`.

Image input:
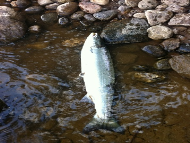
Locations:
80;33;124;133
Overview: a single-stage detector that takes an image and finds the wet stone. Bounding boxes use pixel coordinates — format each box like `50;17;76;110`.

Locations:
45;3;59;10
38;0;54;6
138;0;158;10
133;13;146;19
161;38;180;51
90;0;109;5
28;25;41;33
169;55;190;78
71;11;85;20
125;0;141;7
147;25;173;40
79;2;102;14
154;59;171;70
141;45;166;57
56;2;78;16
62;37;85;47
101;18;149;44
25;6;45;14
127;71;166;83
16;0;31;8
58;17;69;26
177;44;190;53
41;12;58;23
93;10;117;21
84;14;96;22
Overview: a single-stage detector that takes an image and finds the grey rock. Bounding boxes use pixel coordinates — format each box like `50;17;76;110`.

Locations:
147;25;173;40
84;14;96;22
168;13;190;26
38;0;54;6
79;2;102;14
169;55;190;78
138;0;158;10
154;59;171;70
16;0;31;8
161;0;190;6
177;44;190;53
142;45;166;57
125;0;141;7
155;4;167;11
166;4;186;13
101;18;149;44
93;10;117;21
145;10;173;26
161;38;180;51
0;6;27;44
58;17;69;26
118;5;130;14
41;12;58;23
71;11;85;20
133;13;146;19
57;2;78;16
25;6;45;14
45;3;59;10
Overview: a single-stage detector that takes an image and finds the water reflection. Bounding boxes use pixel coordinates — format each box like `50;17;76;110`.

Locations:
0;26;190;142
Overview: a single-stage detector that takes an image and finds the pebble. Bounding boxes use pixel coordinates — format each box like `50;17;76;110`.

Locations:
133;12;146;18
145;10;173;26
168;13;190;26
147;25;173;40
142;45;166;57
57;2;78;16
166;4;186;13
118;5;130;15
93;10;117;21
154;59;171;70
138;0;158;10
41;12;58;23
84;14;96;21
45;3;59;10
38;0;54;6
155;4;167;11
79;2;102;14
58;17;69;26
125;0;141;7
25;6;45;14
57;0;75;3
161;38;180;51
177;44;190;53
71;11;85;20
90;0;109;5
28;25;41;33
16;0;31;8
161;0;190;6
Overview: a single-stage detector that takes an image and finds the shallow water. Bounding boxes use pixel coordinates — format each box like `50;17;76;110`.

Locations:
1;22;190;143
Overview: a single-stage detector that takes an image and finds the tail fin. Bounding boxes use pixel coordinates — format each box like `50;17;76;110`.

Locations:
83;116;125;134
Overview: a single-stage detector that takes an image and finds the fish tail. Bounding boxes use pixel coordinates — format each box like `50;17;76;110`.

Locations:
83;116;125;134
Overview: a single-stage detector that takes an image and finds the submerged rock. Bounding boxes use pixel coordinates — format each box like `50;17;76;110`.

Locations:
154;59;171;70
142;45;166;57
0;6;27;44
28;25;41;33
169;55;190;78
25;6;45;14
16;0;31;8
127;71;166;83
41;12;58;23
101;18;149;44
161;38;180;51
58;17;69;26
177;44;190;53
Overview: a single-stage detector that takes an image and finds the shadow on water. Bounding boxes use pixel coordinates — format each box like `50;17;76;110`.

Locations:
1;22;190;143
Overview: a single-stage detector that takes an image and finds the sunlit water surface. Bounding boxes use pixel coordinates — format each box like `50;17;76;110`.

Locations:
1;23;190;143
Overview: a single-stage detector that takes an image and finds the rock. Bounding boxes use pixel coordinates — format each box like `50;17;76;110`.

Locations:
0;6;27;44
45;3;59;10
147;25;173;40
166;4;186;13
127;8;144;17
125;0;141;7
28;25;41;33
118;5;130;15
10;1;18;7
145;10;173;26
25;41;50;49
172;27;190;44
93;10;117;21
58;17;69;26
154;59;171;70
142;45;166;57
57;2;78;16
172;26;187;35
100;18;149;44
127;72;166;83
138;0;158;10
16;0;31;8
71;11;85;20
177;44;190;53
25;6;45;14
57;0;75;3
161;0;190;6
90;0;109;5
62;37;85;47
41;12;58;23
84;14;96;21
168;13;190;26
38;0;54;6
79;2;102;14
155;4;167;11
169;55;190;78
116;53;138;64
133;13;146;18
161;38;180;51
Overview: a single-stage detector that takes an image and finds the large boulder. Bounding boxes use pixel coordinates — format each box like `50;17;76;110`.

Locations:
100;18;150;44
0;6;27;44
169;55;190;78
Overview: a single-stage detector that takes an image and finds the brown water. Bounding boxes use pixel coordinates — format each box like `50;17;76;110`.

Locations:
1;22;190;143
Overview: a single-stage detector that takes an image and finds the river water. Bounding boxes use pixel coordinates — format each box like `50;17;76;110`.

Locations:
1;21;190;143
